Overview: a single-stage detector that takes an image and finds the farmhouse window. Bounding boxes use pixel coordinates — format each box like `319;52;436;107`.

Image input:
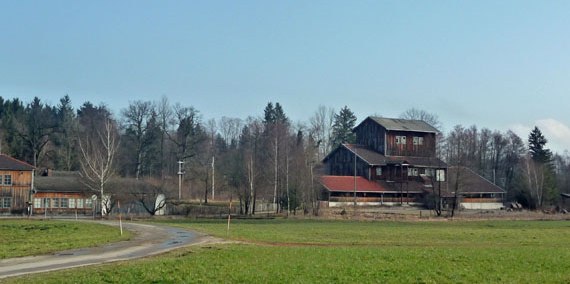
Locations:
413;137;424;145
436;169;446;182
43;198;50;208
396;136;407;145
1;197;10;208
34;198;42;208
69;198;75;208
375;167;382;176
52;198;60;208
3;175;11;185
61;198;69;208
77;198;84;208
85;199;93;208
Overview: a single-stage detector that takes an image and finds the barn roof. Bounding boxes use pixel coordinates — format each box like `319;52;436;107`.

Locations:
366;117;439;133
320;175;387;193
384;155;447;168
335;144;447;168
344;144;387;165
447;166;505;194
0;154;34;171
35;174;92;193
319;175;425;193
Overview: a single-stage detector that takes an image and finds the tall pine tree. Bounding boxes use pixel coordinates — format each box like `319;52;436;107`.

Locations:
528;126;552;163
526;126;557;208
331;106;357;148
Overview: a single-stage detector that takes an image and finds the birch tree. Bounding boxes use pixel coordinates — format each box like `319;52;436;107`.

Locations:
78;117;120;216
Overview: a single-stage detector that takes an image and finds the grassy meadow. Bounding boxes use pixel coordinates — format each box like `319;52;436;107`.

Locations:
0;219;130;259
5;219;570;283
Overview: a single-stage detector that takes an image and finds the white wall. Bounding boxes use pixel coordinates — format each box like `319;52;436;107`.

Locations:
461;202;503;210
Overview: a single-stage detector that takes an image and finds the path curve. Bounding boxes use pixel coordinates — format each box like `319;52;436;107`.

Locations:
0;221;213;279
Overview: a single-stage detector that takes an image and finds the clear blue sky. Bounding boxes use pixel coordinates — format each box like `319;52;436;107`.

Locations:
1;1;569;152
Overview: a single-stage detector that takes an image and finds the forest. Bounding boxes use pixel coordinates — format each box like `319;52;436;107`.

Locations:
1;95;568;214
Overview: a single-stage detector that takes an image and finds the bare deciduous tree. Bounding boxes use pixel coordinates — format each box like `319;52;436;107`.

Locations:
309;105;335;160
78;118;120;216
400;108;442;131
121;100;155;179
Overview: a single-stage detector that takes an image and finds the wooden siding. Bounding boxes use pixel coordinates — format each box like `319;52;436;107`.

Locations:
0;170;33;212
385;131;436;157
354;118;437;157
326;147;370;178
354;119;387;154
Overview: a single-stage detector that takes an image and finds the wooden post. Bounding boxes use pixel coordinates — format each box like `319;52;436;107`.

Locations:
118;200;123;236
227;198;232;237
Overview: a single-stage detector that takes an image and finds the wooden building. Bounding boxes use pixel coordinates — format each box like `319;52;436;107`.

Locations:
33;171;94;215
447;166;505;210
322;117;446;206
0;154;35;214
321;116;505;209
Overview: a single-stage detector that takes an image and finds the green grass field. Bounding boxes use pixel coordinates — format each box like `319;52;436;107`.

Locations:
0;219;130;259
5;219;570;283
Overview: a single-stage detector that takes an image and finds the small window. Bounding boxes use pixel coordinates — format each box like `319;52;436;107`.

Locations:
69;198;75;208
375;167;382;176
396;136;407;145
77;199;84;208
407;168;419;176
61;198;68;208
43;198;50;208
413;136;424;145
85;199;93;208
34;198;42;208
4;175;12;185
2;197;11;208
52;198;60;208
436;169;446;182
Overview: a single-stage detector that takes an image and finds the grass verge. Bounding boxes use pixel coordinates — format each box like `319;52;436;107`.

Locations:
0;219;131;259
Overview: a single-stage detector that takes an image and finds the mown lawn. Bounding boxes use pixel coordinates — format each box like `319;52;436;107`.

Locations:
0;219;130;259
6;219;570;283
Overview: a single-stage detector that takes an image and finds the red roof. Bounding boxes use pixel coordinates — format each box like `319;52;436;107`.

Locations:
320;175;389;193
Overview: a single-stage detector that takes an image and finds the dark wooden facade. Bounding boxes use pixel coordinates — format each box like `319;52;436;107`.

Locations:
0;156;34;214
354;117;437;157
322;117;506;209
323;117;447;204
326;146;370;178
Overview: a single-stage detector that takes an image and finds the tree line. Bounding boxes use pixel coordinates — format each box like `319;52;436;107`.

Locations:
0;96;568;214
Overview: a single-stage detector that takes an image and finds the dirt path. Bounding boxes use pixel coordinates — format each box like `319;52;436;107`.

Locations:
0;221;216;279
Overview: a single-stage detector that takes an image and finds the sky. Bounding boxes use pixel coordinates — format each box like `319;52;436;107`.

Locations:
1;1;569;153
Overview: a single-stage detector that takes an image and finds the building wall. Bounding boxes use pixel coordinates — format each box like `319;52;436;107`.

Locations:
0;170;33;213
461;202;504;210
354;119;387;154
326;146;369;178
33;192;93;213
385;131;436;157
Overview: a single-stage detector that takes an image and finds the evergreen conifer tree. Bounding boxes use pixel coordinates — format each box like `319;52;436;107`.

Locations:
331;106;357;148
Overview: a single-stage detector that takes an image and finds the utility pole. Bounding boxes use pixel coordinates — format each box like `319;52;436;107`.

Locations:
353;145;357;208
178;160;185;200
